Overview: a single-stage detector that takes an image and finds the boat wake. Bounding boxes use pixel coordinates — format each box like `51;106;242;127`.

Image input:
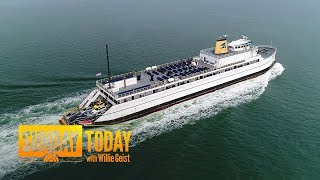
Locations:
0;91;91;179
0;62;285;179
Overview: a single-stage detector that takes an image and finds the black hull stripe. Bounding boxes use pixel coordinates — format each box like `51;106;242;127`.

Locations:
93;61;276;126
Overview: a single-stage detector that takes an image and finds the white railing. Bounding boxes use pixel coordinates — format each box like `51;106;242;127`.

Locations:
201;47;257;59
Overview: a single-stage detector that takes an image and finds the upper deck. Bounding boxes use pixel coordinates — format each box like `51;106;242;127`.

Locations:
96;58;214;99
200;45;255;59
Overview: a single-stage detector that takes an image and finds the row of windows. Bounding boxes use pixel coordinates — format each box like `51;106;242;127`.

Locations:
231;43;251;49
116;59;260;103
218;60;246;69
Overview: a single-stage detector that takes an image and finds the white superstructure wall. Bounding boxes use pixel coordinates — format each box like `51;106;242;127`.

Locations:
200;50;258;67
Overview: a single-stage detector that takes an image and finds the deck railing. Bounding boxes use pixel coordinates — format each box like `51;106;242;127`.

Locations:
97;60;248;99
97;64;221;99
201;46;257;59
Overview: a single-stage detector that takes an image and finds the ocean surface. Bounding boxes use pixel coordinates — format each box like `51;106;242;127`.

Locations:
0;0;319;179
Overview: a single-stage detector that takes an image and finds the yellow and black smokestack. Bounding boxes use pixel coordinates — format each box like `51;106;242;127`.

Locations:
214;36;228;55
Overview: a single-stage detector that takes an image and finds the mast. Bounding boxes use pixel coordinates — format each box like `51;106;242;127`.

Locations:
105;44;111;88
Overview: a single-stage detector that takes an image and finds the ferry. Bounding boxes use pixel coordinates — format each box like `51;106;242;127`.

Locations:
59;35;276;126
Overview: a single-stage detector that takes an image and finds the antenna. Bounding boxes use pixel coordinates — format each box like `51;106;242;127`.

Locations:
105;44;111;88
241;35;248;39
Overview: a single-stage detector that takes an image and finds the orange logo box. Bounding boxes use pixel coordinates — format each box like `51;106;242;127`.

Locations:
18;125;82;161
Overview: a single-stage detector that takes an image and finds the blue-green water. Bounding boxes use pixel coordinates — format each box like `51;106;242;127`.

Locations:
0;0;319;179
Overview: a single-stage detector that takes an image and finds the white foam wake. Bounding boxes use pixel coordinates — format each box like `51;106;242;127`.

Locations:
0;63;285;179
0;90;91;179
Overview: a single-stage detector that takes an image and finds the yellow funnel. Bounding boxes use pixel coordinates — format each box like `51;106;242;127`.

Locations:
214;37;228;55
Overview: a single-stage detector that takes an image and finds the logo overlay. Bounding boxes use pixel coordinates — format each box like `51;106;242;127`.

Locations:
18;125;131;163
